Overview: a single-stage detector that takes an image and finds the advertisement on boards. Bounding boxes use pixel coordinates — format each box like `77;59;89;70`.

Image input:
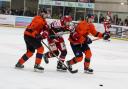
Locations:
15;16;33;27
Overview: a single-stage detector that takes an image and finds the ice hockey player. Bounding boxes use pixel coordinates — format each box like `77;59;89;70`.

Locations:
103;11;111;41
15;9;49;71
66;14;110;74
43;15;72;71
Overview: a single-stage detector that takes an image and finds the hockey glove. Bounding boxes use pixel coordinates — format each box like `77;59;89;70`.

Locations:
42;31;48;39
70;32;80;41
103;32;110;40
86;36;92;44
35;34;43;41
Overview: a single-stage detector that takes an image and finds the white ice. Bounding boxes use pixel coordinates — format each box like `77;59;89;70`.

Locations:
0;26;128;89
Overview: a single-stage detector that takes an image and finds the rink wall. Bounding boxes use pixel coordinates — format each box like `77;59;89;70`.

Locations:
0;14;15;27
0;14;106;32
0;14;57;28
0;14;128;39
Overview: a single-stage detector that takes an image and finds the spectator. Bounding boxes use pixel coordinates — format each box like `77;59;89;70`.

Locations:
47;10;51;19
124;16;128;26
99;14;105;23
117;18;122;25
94;14;98;23
113;15;118;25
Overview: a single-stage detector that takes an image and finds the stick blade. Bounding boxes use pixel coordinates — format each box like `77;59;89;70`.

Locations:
68;69;78;74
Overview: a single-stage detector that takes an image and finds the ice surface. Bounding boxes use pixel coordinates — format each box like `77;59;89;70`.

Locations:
0;27;128;89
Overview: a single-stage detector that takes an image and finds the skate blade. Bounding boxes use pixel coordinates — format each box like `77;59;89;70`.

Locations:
34;68;44;73
84;71;93;74
15;67;24;70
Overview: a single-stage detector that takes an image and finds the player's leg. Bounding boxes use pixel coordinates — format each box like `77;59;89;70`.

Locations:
56;38;67;71
15;35;35;68
66;43;83;70
82;44;93;73
33;39;45;71
43;39;59;64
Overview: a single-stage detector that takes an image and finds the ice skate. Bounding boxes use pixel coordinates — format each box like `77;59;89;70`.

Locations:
84;68;93;74
34;64;44;72
15;63;24;69
66;61;72;71
57;61;67;72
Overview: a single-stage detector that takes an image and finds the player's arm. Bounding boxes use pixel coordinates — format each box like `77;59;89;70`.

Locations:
89;23;110;40
89;23;102;38
41;24;49;39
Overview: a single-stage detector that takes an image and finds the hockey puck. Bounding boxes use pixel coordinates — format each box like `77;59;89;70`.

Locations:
99;84;103;86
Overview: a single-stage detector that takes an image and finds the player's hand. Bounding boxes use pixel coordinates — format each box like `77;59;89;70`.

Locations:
86;36;92;44
42;31;48;39
103;32;110;40
35;34;43;41
70;32;80;41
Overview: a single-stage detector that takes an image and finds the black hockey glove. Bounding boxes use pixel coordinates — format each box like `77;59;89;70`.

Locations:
103;32;110;40
86;36;92;44
35;34;43;41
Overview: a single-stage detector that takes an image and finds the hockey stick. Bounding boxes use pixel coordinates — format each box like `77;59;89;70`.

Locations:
92;38;102;41
41;41;78;74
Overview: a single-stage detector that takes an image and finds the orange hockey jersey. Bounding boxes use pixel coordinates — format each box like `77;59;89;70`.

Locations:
24;16;47;38
69;20;103;44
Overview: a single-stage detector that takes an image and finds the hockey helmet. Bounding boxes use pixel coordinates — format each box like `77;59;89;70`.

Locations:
38;8;48;18
61;15;73;26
